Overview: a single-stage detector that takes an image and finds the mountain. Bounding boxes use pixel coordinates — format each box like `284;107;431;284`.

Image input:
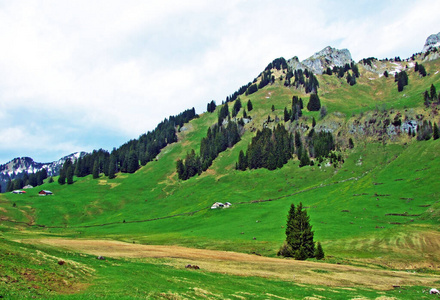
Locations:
423;32;440;52
0;152;86;191
287;46;353;74
1;33;440;298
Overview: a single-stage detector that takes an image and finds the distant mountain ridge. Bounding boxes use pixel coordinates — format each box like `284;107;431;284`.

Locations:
0;152;86;191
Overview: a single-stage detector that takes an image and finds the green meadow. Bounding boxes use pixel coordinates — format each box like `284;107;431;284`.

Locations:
1;57;440;299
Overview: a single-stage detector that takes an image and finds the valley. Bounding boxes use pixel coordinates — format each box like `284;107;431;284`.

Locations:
1;41;440;299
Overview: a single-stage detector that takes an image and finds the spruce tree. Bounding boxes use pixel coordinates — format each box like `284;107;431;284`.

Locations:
237;150;247;171
434;123;439;140
58;169;66;185
127;151;139;174
430;84;437;100
66;166;74;184
92;160;99;179
176;159;186;180
108;156;117;179
299;148;311;167
247;99;253;111
232;98;242;118
284;202;315;259
315;242;325;260
307;93;321;111
284;107;290;122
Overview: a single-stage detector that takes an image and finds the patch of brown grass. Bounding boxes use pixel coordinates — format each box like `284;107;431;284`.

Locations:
23;238;440;291
98;180;120;189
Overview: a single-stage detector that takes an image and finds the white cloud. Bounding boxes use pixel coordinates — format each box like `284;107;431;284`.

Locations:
0;0;440;162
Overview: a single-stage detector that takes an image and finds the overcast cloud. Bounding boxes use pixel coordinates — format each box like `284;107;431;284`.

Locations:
0;0;439;163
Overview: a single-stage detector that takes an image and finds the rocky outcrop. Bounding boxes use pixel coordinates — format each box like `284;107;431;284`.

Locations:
423;32;440;52
287;46;353;75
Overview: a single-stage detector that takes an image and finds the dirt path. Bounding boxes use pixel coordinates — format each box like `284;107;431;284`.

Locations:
25;238;440;291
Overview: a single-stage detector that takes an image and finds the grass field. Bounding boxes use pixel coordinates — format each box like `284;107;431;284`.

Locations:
1;57;440;299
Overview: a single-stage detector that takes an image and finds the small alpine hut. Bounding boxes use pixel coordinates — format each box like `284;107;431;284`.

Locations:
39;190;53;196
11;190;26;194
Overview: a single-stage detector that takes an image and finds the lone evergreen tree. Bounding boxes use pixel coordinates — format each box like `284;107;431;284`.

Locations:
247;99;253;111
307;93;321;111
232;98;242;118
284;202;315;260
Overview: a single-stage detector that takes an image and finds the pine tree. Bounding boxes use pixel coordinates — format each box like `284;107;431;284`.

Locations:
284;107;290;122
315;242;325;260
237;150;248;171
307;93;321;111
176;159;186;180
433;123;439;140
424;90;431;107
247;100;253;111
66;166;74;184
299;147;311;167
284;202;315;259
430;84;437;100
92;160;99;179
418;64;427;77
396;71;408;92
207;100;216;113
108;156;117;179
348;138;354;149
232;98;242;118
127;151;139;173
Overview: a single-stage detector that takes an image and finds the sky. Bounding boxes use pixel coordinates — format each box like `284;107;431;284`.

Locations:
0;0;440;163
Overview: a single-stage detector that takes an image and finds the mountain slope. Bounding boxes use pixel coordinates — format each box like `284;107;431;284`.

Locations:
1;35;440;298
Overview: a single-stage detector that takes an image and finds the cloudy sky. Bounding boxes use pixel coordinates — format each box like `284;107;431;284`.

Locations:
0;0;439;163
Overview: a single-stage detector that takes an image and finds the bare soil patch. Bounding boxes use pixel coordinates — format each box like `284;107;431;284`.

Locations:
24;238;440;290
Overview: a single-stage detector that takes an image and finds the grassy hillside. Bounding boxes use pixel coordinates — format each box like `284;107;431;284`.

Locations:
1;55;440;298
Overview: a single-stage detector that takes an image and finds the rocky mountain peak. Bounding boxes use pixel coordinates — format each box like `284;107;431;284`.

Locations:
423;32;440;52
287;46;353;75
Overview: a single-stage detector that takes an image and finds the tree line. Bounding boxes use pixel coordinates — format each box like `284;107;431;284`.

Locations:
324;62;359;86
56;108;198;184
237;120;338;171
177;103;242;180
5;168;49;192
285;69;320;94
